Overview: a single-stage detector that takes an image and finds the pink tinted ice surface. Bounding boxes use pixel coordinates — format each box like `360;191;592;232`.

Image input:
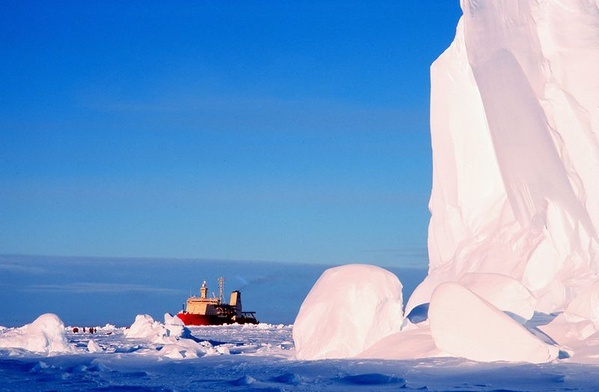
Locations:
295;0;599;364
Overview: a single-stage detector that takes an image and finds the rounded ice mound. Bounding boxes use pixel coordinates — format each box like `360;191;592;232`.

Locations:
293;264;404;360
0;313;72;354
429;282;558;363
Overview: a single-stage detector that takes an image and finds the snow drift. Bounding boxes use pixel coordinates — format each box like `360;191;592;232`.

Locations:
125;314;211;359
0;313;73;354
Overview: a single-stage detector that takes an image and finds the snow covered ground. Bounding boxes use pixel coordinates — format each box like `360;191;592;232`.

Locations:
3;257;599;391
2;316;599;391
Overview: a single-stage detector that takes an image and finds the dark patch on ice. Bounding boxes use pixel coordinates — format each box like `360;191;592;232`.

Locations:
406;303;429;324
204;339;227;346
340;373;406;386
186;333;227;346
521;322;558;345
486;389;523;392
503;311;526;324
558;350;570;359
520;314;563;349
90;387;173;392
271;372;303;385
525;312;559;327
0;358;40;376
179;328;200;342
450;384;510;391
120;371;151;378
546;373;566;383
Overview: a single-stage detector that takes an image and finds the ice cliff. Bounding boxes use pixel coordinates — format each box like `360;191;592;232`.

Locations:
408;0;599;315
294;0;599;363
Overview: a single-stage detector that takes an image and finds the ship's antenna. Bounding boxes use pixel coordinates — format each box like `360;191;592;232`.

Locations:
218;277;225;302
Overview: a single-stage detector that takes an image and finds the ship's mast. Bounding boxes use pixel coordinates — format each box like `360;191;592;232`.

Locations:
217;277;225;302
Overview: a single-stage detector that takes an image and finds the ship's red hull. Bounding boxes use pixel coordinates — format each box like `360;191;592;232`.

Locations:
176;312;259;326
176;312;229;326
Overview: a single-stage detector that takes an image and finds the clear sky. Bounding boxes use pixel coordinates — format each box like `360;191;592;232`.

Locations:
1;1;462;266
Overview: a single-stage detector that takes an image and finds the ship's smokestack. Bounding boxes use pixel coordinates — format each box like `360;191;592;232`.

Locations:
229;290;242;317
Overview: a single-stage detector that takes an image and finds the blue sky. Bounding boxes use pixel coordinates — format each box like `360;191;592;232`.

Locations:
1;1;462;266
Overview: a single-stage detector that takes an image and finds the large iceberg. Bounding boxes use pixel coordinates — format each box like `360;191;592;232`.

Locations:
293;0;599;363
408;0;599;315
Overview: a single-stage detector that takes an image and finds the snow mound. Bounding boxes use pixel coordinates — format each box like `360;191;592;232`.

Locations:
293;264;404;360
429;283;559;363
124;314;214;359
125;313;190;341
124;314;167;340
87;339;103;353
0;313;73;354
